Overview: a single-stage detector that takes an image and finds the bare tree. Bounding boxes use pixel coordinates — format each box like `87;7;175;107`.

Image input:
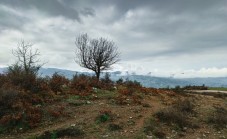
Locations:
75;34;120;80
12;40;43;75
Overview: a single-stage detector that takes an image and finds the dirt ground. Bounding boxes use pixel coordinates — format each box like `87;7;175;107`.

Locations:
0;90;226;139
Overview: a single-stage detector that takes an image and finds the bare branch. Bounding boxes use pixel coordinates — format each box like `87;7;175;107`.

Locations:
12;40;44;75
75;34;120;80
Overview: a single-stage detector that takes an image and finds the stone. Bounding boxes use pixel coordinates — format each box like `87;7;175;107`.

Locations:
146;135;152;139
183;127;187;131
102;135;109;138
71;124;76;127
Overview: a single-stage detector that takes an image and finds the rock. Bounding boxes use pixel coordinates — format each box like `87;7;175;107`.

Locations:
71;124;76;127
35;104;42;108
183;127;187;131
86;101;91;104
146;135;152;139
102;135;109;138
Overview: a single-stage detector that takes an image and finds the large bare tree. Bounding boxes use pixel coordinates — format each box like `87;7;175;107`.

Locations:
75;34;120;80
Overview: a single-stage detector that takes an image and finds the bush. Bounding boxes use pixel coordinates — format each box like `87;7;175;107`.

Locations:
49;72;69;93
143;117;166;139
155;99;196;129
155;107;188;128
0;74;7;88
116;78;123;84
56;126;84;137
0;89;19;117
70;74;94;95
100;73;114;90
173;99;195;114
96;110;112;123
108;123;122;131
0;88;44;132
124;80;142;88
184;85;208;90
37;126;84;139
207;106;227;129
101;73;112;84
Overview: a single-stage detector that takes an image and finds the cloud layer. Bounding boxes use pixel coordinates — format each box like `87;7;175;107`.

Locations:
1;0;227;77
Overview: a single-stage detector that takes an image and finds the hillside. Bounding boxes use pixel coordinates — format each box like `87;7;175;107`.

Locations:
0;71;227;139
2;67;227;88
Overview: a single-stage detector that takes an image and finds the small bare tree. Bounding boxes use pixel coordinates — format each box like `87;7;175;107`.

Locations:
7;40;44;90
12;40;43;75
75;34;120;80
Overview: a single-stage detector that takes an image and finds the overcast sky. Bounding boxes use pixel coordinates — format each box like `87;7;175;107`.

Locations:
1;0;227;78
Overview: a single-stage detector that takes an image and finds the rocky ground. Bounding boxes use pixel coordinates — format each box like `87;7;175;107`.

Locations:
0;88;226;139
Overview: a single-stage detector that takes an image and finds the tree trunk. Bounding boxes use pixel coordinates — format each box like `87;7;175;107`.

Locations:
96;70;100;80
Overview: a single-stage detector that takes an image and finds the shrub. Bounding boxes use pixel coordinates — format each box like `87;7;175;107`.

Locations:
100;73;114;90
116;78;123;84
49;72;69;93
96;110;112;123
118;88;132;96
37;126;84;139
184;85;208;90
0;74;7;88
124;80;142;88
0;89;19;117
101;73;112;84
30;77;50;93
70;74;94;95
0;89;44;132
114;95;128;105
143;117;166;139
108;123;122;131
207;106;227;129
155;107;189;128
6;63;37;91
173;99;195;114
56;126;84;137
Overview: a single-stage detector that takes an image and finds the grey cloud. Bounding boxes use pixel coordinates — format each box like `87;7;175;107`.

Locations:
80;7;95;17
0;0;81;20
1;0;227;77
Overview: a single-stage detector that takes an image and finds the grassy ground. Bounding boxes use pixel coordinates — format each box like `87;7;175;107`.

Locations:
208;87;227;91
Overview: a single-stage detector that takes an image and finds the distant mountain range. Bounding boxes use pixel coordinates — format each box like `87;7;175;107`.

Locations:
1;67;227;88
